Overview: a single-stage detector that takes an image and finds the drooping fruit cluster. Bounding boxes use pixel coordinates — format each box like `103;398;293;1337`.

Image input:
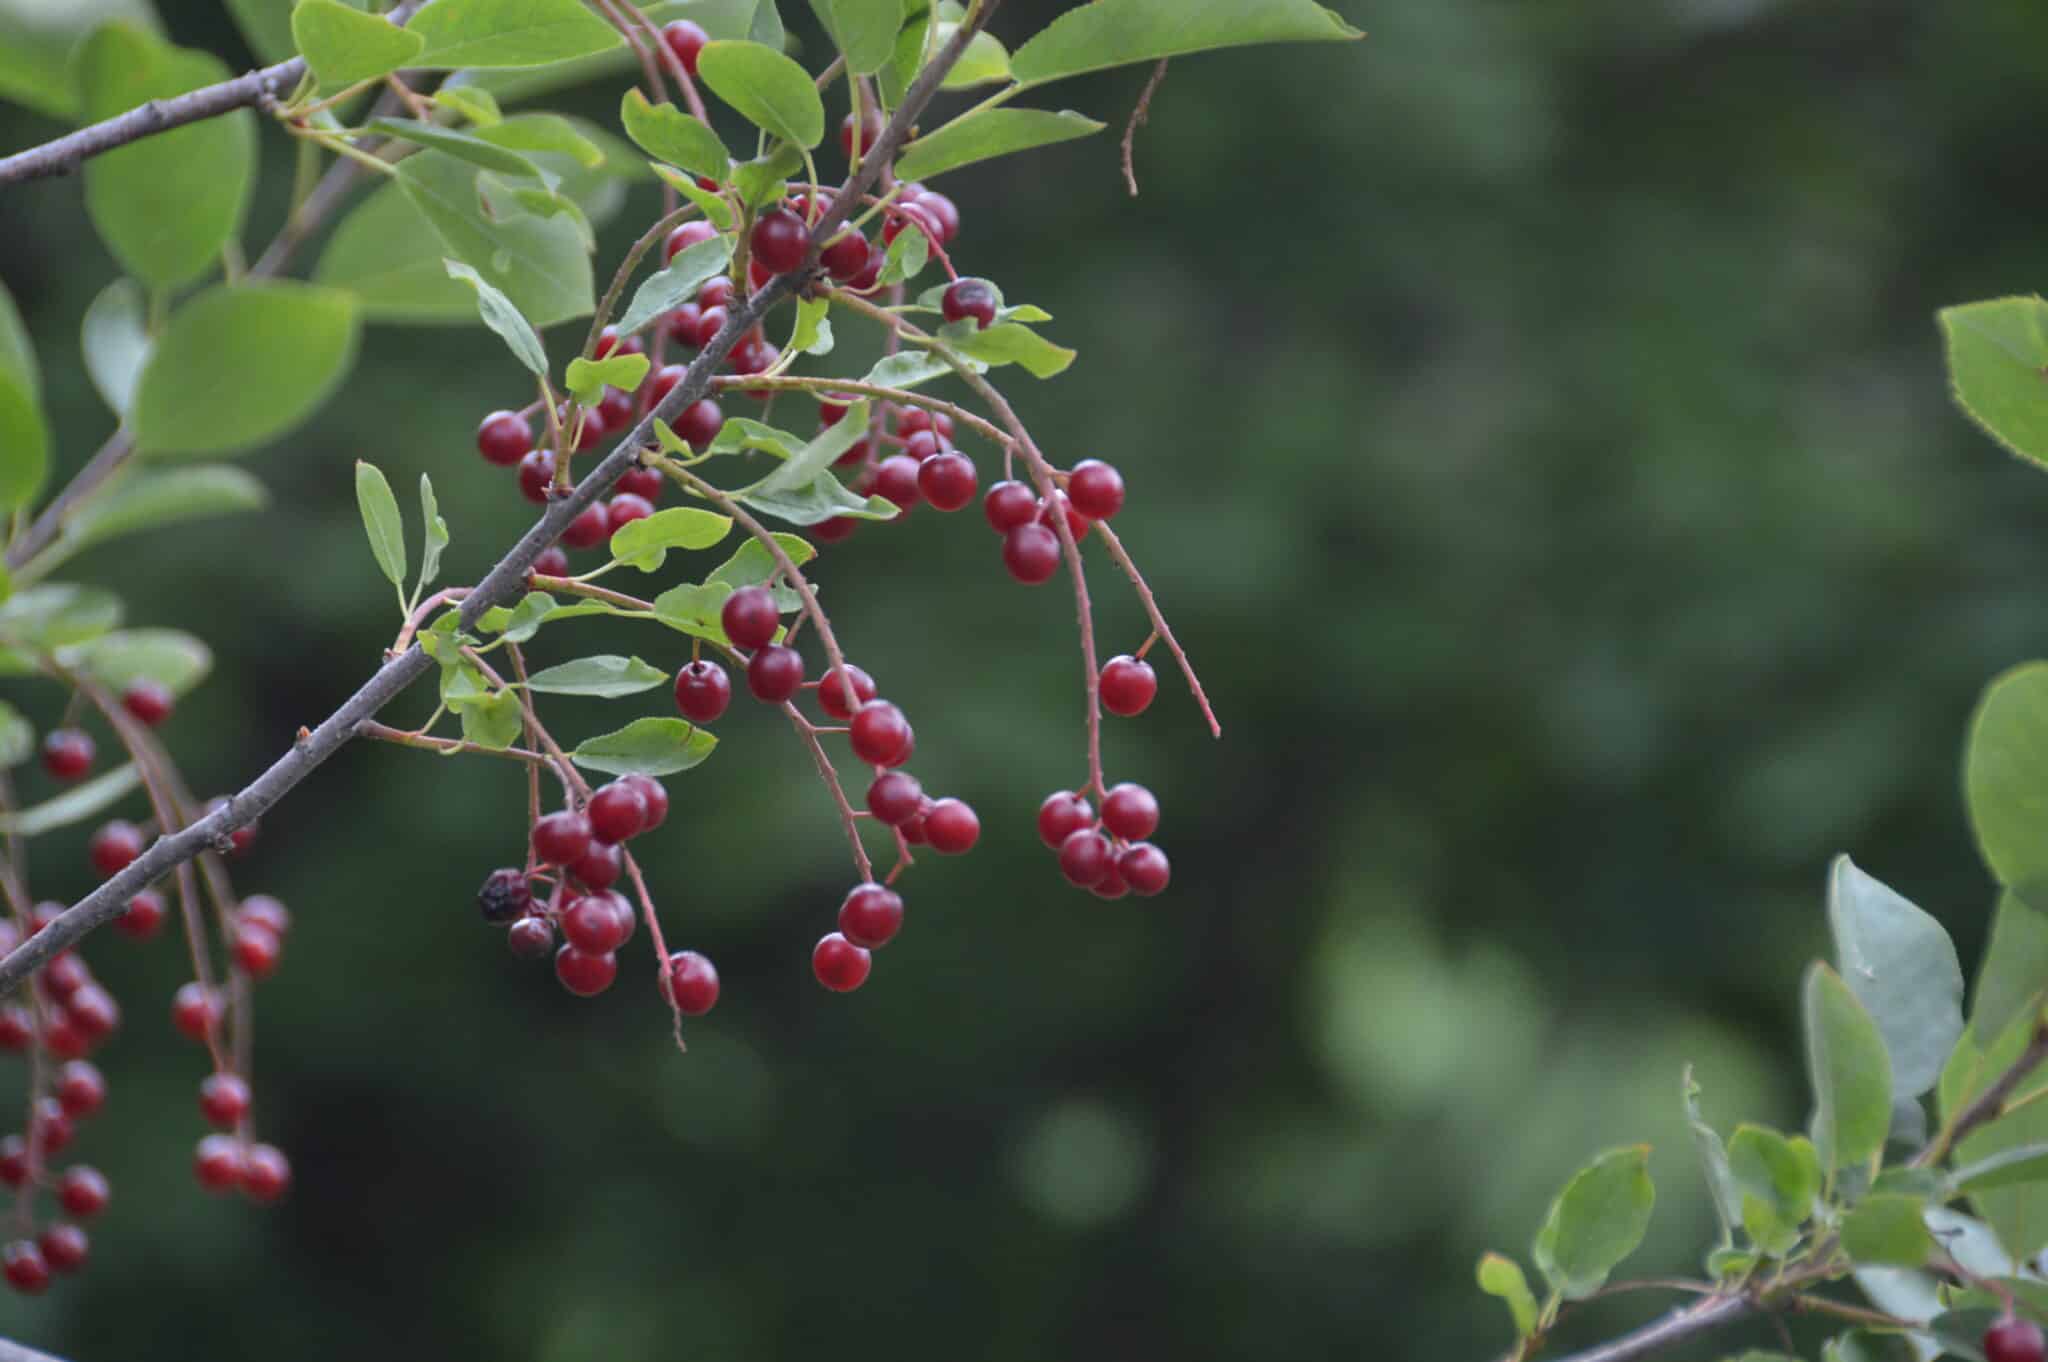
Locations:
1987;1317;2048;1362
1037;780;1170;900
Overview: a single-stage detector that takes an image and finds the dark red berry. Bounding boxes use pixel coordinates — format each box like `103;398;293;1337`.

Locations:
478;410;532;466
1101;783;1160;841
1119;842;1171;896
693;305;730;349
517;449;557;504
56;1166;107;1218
624;775;668;831
722;586;780;649
1100;655;1158;717
171;983;218;1043
667;951;719;1016
555;945;617;997
674;660;732;723
194;1135;243;1192
822;230;872;282
32;1099;72;1154
883;202;936;246
40;952;88;998
665;219;718;262
561;500;611;551
477;869;531;926
587;781;648;845
918;451;977;511
118;889;166;939
983;480;1037;533
607;492;654;533
838;883;904;949
88;820;143;877
817;665;877;720
1038;489;1089;540
915;190;960;243
1059;830;1113;887
533;546;571;578
41;730;93;782
1092;861;1129;900
813;515;859;542
38;1224;85;1275
903;430;949;461
924;798;980;855
850;701;913;767
4;1241;48;1294
840;108;883;160
1068;459;1126;521
55;1062;104;1119
660;19;708;76
0;1008;29;1053
573;403;608;451
750;208;808;275
532;811;593;866
597;385;637;432
240;894;290;938
1985;1319;2048;1362
199;1072;250;1129
699;276;735;309
617;465;664;502
241;1144;290;1204
121;678;174;726
874;454;922;510
812;933;872;992
900;801;931;846
942;279;998;329
232;923;281;979
569;840;622;891
747;645;805;703
1002;523;1060;584
866;771;924;824
677;397;724;448
563;891;634;954
507;916;554;959
0;1139;25;1189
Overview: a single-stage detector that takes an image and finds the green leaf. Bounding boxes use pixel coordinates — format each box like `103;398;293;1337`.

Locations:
879;8;931;107
877;219;929;285
741;474;899;528
1945;1017;2048;1259
292;0;426;88
731;142;804;208
1009;0;1364;87
68;628;211;695
397;152;595;329
74;24;255;290
1684;1067;1743;1248
1973;892;2048;1046
1804;962;1896;1170
1826;855;1965;1098
0;0;157;119
615;234;735;337
132;283;361;457
937;24;1011;90
0;701;31;769
313;182;480;325
1727;1124;1819;1255
1966;662;2048;892
1932;1307;2004;1362
80;278;150;417
608;507;734;571
709;417;804;460
746;400;869;496
355;461;406;589
708;532;815;588
1940;297;2048;471
655;167;736;230
696;40;826;148
435;85;503;127
571;717;718;776
479;591;556;643
472;114;606;169
0;585;122;650
52;465;267;560
0;374;47;515
418;474;449;592
523;654;669;698
460;688;524;750
620;89;733;180
1475;1253;1538;1339
368;118;546;180
0;278;35;400
1951;1142;2048;1195
790;295;833;356
808;0;899;74
0;765;142;836
895;107;1104;181
406;0;622;68
1841;1194;1935;1267
652;418;690;456
1531;1146;1656;1301
564;354;651;406
443;260;550;375
945;320;1076;378
652;581;734;645
223;0;307;65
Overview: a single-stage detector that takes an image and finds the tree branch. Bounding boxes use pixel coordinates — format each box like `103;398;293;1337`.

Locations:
1538;1295;1754;1362
0;1334;68;1362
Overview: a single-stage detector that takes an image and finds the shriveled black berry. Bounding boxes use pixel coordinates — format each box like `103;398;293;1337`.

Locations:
477;868;532;926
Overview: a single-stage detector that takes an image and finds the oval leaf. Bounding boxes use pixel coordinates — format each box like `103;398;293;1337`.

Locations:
1972;891;2048;1046
1826;855;1965;1099
80;277;150;417
67;628;211;695
443;260;549;374
406;0;622;69
396;152;594;328
1531;1146;1655;1301
313;181;480;325
571;717;718;776
523;655;668;698
1965;662;2048;892
1842;1194;1936;1268
0;700;31;769
895;107;1104;182
292;0;426;88
696;40;826;148
1941;297;2048;471
1009;0;1365;87
54;465;267;559
620;89;732;180
616;233;734;338
808;0;900;75
0;764;142;836
1804;962;1894;1170
608;506;734;571
0;374;47;514
355;460;407;588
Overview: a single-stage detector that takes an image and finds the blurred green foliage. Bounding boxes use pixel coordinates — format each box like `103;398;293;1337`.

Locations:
0;1;2043;1357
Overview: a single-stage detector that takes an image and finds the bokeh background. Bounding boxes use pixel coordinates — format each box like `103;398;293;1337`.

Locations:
0;0;2042;1357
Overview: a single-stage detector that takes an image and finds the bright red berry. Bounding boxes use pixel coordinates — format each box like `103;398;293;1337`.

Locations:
924;798;980;854
56;1165;107;1218
240;894;291;938
918;451;978;511
1058;830;1113;887
608;492;654;532
1068;460;1126;521
194;1135;243;1192
507;916;554;959
984;480;1037;533
1092;860;1129;900
625;775;669;831
866;771;924;825
1985;1318;2047;1362
41;730;93;782
840;108;884;160
570;840;622;891
232;922;282;979
1002;523;1060;584
874;454;922;510
750;208;808;275
674;660;732;723
903;430;949;461
883;202;936;246
677;397;724;448
1119;843;1171;896
822;230;872;282
838;883;903;949
533;546;571;579
747;645;805;703
199;1072;251;1129
118;889;166;939
532;811;593;866
617;465;664;502
241;1144;290;1204
660;19;709;76
171;983;218;1044
563;891;634;954
587;781;648;845
1101;783;1160;841
3;1241;48;1294
55;1062;104;1119
517;449;557;504
122;678;174;726
666;951;720;1016
88;820;143;878
561;500;611;551
812;933;872;992
477;410;532;466
1038;489;1089;540
722;586;780;649
850;701;913;767
665;221;719;265
817;665;877;720
555;945;617;997
900;801;931;846
1100;656;1158;716
942;279;998;329
897;406;954;439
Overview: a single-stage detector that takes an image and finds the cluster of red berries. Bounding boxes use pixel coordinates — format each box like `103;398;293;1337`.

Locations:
1036;779;1171;900
36;683;174;784
1988;1318;2048;1362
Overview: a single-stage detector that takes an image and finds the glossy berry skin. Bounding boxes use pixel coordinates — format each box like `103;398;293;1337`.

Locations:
866;771;924;825
821;230;872;283
477;410;532;466
677;397;724;448
0;1139;24;1188
915;190;960;244
117;889;166;940
1058;830;1114;887
983;480;1037;533
1101;783;1160;841
721;586;780;650
122;678;174;726
37;1225;85;1276
608;492;654;531
1068;460;1126;521
233;923;282;979
597;385;636;432
897;407;954;439
617;465;665;502
171;983;219;1043
747;645;805;703
812;933;872;993
1092;861;1129;900
41;952;89;999
1002;523;1061;584
692;305;729;349
3;1241;48;1294
674;660;732;723
477;869;531;926
1038;489;1090;541
507;916;554;959
660;19;708;75
41;729;93;782
902;430;949;462
850;701;913;767
55;1062;105;1119
199;1072;251;1129
56;1166;108;1218
817;665;877;720
883;202;937;246
517;449;557;505
922;798;980;854
750;208;809;275
241;1144;291;1204
569;840;622;892
873;455;922;510
1119;843;1171;897
813;515;859;542
840;108;884;160
942;279;998;329
625;775;669;831
699;276;735;310
838;884;904;949
1986;1320;2048;1362
240;894;290;938
667;951;720;1016
532;546;571;579
587;781;648;845
194;1135;243;1193
563;891;635;954
88;820;143;878
918;451;978;511
561;500;611;551
532;811;593;866
0;1008;28;1053
1100;655;1158;717
555;946;618;997
664;219;718;262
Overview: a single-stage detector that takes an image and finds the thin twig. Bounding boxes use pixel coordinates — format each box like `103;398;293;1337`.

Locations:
1120;59;1170;197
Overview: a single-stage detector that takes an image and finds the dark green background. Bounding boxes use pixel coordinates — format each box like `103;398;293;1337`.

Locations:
0;1;2040;1357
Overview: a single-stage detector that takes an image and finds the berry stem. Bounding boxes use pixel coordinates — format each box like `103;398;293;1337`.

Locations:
784;706;874;883
392;588;470;654
1093;523;1223;738
617;848;686;1052
357;722;553;768
582;201;706;364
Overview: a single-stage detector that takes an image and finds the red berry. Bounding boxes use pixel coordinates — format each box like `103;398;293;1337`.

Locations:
918;451;978;511
1038;489;1089;540
532;811;593;866
478;410;532;466
832;438;871;470
751;208;808;275
1119;843;1171;896
896;406;954;439
983;480;1037;533
194;1134;243;1193
866;771;924;824
56;1165;107;1218
874;455;922;510
533;546;570;579
171;983;219;1044
1100;655;1158;717
1092;861;1129;900
850;701;913;767
0;1139;25;1188
674;660;732;723
241;1144;291;1204
594;326;639;362
677;397;724;448
55;1062;104;1119
747;645;805;703
1101;783;1160;841
838;884;903;949
118;889;166;939
199;1072;251;1129
661;19;709;76
38;1224;86;1275
846;247;883;292
1067;460;1126;521
721;586;780;649
88;820;143;877
667;951;720;1016
561;500;611;551
817;665;877;720
840;108;884;160
822;230;872;282
812;933;872;992
41;730;93;782
699;276;735;309
0;1008;28;1053
3;1241;48;1294
32;1099;72;1154
555;945;617;997
517;449;557;504
903;429;949;461
883;202;936;246
232;923;281;979
41;1014;87;1061
694;305;730;349
625;774;669;831
563;891;634;954
573;403;608;451
1058;830;1113;887
569;840;622;892
813;515;859;542
665;220;719;262
607;492;654;533
900;802;931;846
1002;523;1060;584
121;678;174;726
597;385;637;433
1986;1319;2048;1362
942;279;998;329
924;798;980;855
914;191;960;243
587;781;648;845
240;894;291;938
477;869;532;926
507;916;554;959
40;952;88;998
617;465;664;502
